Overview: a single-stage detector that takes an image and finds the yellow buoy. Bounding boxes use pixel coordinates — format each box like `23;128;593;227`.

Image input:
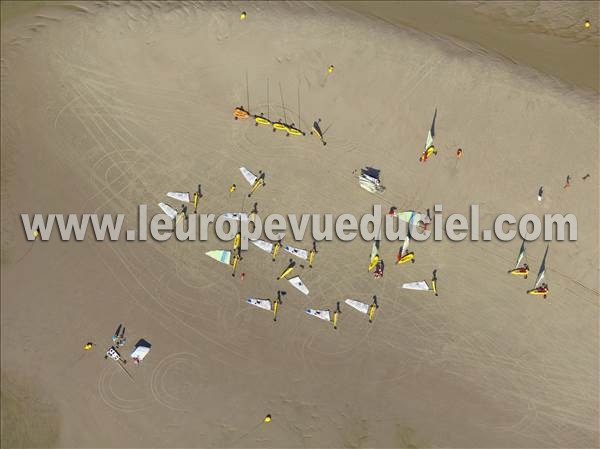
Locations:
84;343;93;350
264;414;272;423
240;11;247;20
328;65;334;74
229;184;236;193
584;20;591;28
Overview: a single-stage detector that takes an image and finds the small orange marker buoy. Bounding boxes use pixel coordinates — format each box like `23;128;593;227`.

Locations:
240;11;247;20
264;414;272;423
584;19;591;28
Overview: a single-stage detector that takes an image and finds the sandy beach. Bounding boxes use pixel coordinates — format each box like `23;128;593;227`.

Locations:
1;1;598;448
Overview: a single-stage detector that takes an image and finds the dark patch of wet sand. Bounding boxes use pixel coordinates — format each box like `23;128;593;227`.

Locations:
333;0;599;92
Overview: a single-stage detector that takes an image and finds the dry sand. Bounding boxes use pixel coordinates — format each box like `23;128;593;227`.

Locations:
1;1;598;448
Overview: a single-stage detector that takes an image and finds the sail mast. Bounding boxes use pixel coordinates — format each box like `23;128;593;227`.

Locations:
246;70;250;111
279;82;287;124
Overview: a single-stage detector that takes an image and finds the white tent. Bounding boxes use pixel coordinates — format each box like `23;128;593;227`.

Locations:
131;346;150;363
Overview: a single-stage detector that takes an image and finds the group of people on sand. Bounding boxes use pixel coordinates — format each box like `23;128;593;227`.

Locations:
234;96;588;301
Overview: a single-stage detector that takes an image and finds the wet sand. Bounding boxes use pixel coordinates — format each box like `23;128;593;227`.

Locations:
335;1;599;92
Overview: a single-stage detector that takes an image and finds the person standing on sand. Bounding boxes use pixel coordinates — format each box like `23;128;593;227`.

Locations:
564;175;572;188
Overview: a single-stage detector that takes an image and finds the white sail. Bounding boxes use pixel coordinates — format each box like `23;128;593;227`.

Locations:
425;108;437;150
535;270;545;288
283;245;308;260
515;240;526;269
402;281;430;291
288;276;309;295
167;192;190;203
425;129;434;151
240;167;257;186
400;236;410;258
371;225;382;259
359;176;377;192
158;202;178;220
250;239;273;253
534;245;549;288
370;239;379;261
345;299;369;314
396;210;425;226
222;213;249;221
305;308;331;322
205;250;232;265
247;298;272;311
